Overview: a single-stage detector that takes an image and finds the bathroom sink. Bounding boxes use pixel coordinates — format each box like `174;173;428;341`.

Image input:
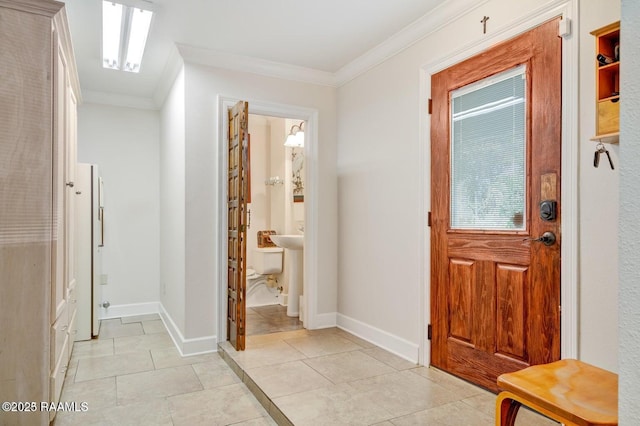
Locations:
270;234;304;318
270;234;304;250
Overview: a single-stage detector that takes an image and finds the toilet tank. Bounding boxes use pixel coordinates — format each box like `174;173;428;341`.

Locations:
253;247;283;274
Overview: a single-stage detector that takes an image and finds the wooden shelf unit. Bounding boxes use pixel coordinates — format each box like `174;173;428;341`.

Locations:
591;21;620;143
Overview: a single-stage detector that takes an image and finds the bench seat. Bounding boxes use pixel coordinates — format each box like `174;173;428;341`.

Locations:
496;359;618;426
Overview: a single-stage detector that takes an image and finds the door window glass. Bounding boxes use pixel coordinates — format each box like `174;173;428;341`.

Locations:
450;65;527;230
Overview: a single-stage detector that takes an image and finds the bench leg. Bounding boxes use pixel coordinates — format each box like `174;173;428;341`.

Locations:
496;392;522;426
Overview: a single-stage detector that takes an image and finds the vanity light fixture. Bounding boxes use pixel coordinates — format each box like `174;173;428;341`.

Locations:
284;121;305;147
102;1;153;73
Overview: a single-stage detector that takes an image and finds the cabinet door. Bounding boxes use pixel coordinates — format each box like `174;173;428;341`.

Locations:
52;36;67;322
65;79;78;305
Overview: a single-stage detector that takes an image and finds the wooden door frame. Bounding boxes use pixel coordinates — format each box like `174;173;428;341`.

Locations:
217;95;320;344
418;1;579;367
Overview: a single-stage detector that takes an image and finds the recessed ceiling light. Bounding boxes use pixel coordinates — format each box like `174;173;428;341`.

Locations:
102;1;153;73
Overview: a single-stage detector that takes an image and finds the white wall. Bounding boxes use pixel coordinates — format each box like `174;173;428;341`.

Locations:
337;0;620;367
159;67;186;333
269;119;286;235
77;103;160;311
182;63;337;340
577;0;620;372
247;115;272;269
619;0;640;421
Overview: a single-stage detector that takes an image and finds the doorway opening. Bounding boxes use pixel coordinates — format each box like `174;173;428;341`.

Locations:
217;96;320;350
245;114;306;337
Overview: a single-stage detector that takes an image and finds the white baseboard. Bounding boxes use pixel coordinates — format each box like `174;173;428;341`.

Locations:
337;313;419;364
100;302;160;320
159;303;217;356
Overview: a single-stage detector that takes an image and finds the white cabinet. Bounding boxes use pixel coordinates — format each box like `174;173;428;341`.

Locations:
0;1;81;424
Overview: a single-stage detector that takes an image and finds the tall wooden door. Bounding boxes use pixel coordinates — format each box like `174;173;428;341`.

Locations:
430;18;562;391
227;101;249;350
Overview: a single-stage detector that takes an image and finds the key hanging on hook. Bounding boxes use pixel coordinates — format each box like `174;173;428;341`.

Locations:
604;147;615;170
593;142;615;170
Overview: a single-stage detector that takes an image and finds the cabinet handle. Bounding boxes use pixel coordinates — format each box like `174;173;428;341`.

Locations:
66;181;74;188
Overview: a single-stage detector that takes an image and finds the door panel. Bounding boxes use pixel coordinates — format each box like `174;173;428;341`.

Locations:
430;18;561;391
227;100;249;351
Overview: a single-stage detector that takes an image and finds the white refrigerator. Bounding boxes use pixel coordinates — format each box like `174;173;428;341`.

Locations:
76;163;103;340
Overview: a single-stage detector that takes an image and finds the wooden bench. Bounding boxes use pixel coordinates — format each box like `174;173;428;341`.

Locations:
496;359;618;426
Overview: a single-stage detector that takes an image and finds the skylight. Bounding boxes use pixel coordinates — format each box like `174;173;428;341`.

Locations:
102;1;153;73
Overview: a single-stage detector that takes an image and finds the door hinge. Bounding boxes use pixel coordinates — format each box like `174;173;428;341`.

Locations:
428;98;433;115
427;212;432;227
427;324;432;340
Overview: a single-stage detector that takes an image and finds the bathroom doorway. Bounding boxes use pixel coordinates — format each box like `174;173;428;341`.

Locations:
219;96;319;352
245;114;306;337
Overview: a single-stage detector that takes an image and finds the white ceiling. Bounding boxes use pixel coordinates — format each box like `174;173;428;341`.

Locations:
62;0;449;102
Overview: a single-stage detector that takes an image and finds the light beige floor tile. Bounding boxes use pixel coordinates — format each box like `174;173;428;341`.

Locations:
192;360;242;389
54;398;172;426
246;360;332;398
303;350;396;384
411;366;485;399
284;334;364;358
75;351;154;382
305;327;340;336
246;328;310;347
514;408;560;426
333;329;377;349
151;346;223;369
142;319;166;334
168;383;269;426
98;319;145;339
116;365;203;405
70;339;114;361
230;416;278;426
59;377;116;411
371;422;395;426
349;370;461;417
457;388;495;417
389;400;494;426
461;391;559;426
273;383;394;426
64;359;78;385
362;347;418;371
231;340;307;369
114;332;174;354
120;313;161;323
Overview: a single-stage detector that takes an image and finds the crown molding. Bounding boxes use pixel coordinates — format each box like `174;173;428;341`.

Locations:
334;0;491;86
82;90;158;110
175;43;337;88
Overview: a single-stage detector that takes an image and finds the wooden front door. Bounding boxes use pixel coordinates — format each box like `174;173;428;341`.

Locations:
227;100;249;350
430;18;562;391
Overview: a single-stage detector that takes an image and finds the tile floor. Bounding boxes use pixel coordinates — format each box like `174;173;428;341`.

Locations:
247;305;304;336
55;314;558;426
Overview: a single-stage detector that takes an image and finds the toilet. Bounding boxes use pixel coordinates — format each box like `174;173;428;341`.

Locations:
246;247;283;307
